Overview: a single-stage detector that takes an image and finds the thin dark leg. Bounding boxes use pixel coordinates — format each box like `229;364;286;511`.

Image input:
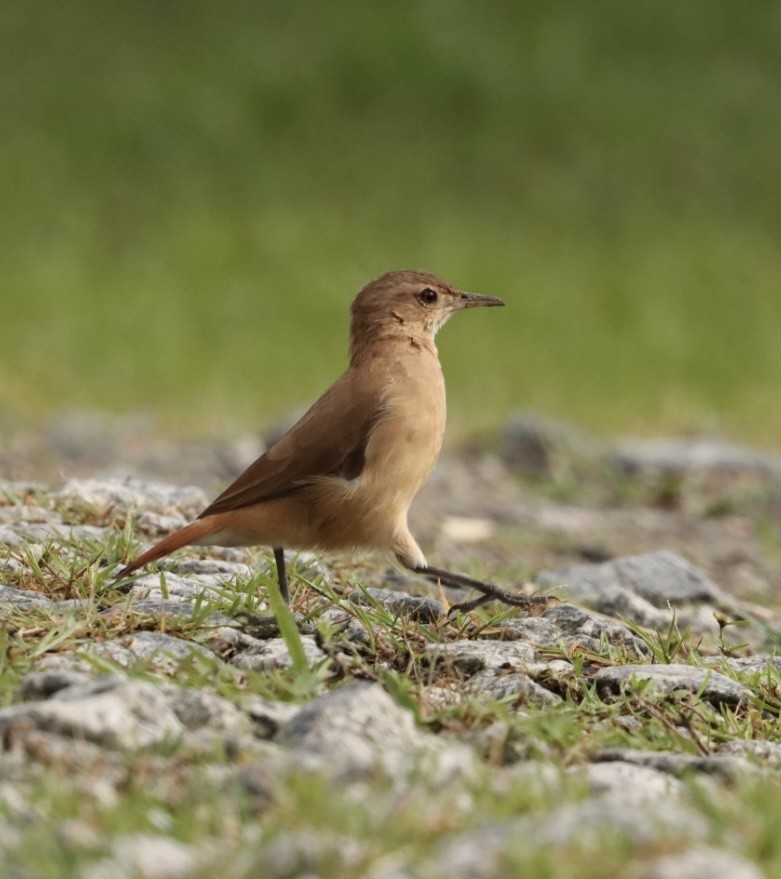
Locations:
273;546;289;604
410;562;551;615
228;546;290;634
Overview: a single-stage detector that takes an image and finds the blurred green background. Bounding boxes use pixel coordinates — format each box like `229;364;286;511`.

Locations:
3;1;781;445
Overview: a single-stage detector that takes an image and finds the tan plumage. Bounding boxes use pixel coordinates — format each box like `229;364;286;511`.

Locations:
117;269;515;608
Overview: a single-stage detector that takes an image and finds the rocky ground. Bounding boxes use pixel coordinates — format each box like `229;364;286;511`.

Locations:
1;410;781;878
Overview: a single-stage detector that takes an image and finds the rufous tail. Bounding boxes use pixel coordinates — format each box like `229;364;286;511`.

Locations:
115;519;218;579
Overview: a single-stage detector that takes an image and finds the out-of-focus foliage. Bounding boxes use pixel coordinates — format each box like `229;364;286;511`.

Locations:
2;1;780;440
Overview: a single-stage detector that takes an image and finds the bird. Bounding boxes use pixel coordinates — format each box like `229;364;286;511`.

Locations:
116;269;541;613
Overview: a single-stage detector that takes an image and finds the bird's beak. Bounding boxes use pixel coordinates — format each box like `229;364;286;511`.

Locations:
456;291;505;309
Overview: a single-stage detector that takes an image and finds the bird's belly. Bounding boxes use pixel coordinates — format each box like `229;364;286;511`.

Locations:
305;404;445;552
221;383;446;556
301;476;405;553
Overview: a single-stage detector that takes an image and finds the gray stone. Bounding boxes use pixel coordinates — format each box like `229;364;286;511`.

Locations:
629;845;764;879
128;572;235;602
492;615;564;647
0;504;60;526
0;524;40;548
83;631;218;672
0;557;24;574
158;685;253;737
497;603;651;658
425;639;537;673
550;583;613;629
500;410;605;477
425;639;572;680
155;557;256;579
703;654;781;675
352;586;444;622
52;477;208;515
612;437;781;482
205;626;270;653
317;606;374;646
0;585;53;609
231;635;326;671
111;598;234;626
593;663;751;708
1;727;127;799
1;521;108;545
277;682;476;784
7;674;258;758
591;748;754;782
720;739;781;763
238;747;307;810
578;761;685;805
0;678;185;749
556;581;674;629
542;603;652;656
466;670;562;706
0;581;88;616
134;509;190;536
536;550;723;610
278;683;419;776
20;669;97;700
241;696;301;738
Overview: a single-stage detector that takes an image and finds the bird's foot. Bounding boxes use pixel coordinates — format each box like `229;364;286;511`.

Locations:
414;564;553;616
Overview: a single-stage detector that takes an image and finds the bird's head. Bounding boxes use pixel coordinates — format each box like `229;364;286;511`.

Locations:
349;270;504;359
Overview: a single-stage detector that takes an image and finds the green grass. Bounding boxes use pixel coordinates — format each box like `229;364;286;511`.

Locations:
9;769;781;879
5;494;781;876
3;1;781;444
4;549;781;876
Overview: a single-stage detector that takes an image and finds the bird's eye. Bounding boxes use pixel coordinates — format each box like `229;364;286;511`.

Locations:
418;287;438;305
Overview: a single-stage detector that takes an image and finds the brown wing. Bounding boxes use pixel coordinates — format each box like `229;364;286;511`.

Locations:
198;369;382;518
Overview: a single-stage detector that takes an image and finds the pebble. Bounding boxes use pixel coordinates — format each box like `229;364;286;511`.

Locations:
536;549;724;609
275;682;477;785
591;748;754;782
593;664;751;708
0;678;187;750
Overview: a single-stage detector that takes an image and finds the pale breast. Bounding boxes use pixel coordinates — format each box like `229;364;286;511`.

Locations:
299;348;446;551
361;353;446;508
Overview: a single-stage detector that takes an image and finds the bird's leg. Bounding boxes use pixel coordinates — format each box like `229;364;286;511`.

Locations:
273;546;289;604
411;563;551;615
232;546;290;634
